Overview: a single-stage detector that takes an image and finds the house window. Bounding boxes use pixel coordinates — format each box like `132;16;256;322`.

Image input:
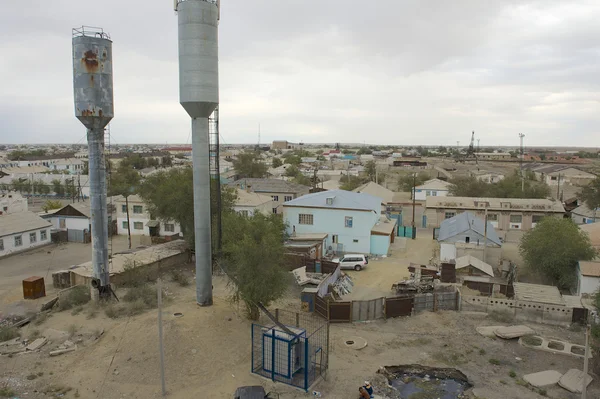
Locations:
431;191;437;196
284;195;293;202
164;223;175;232
487;214;498;221
40;230;47;241
272;208;278;214
353;239;359;243
426;190;431;196
550;176;557;181
345;216;353;228
271;196;279;202
14;235;22;247
332;235;338;243
30;232;37;243
444;212;456;219
122;221;129;229
510;215;522;223
134;222;143;230
0;239;3;251
133;205;143;214
121;205;127;212
299;214;314;225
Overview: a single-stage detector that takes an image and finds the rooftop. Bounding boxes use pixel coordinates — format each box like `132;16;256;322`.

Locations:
513;282;565;305
579;261;600;277
229;178;310;194
415;178;452;191
426;196;565;213
371;216;397;235
0;211;52;237
455;255;494;277
572;203;597;218
283;189;382;212
438;212;502;246
580;222;600;247
235;189;272;207
352;181;395;204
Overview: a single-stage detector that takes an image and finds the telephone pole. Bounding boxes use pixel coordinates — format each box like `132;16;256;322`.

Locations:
411;173;417;240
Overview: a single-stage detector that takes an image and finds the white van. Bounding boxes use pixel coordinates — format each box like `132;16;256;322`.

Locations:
332;254;369;271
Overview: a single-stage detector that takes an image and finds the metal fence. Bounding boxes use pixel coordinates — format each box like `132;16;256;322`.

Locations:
251;309;329;392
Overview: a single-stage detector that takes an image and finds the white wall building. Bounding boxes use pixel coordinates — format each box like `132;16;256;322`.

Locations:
113;195;181;237
0;191;28;215
233;189;274;217
577;261;600;295
0;212;52;257
414;179;452;201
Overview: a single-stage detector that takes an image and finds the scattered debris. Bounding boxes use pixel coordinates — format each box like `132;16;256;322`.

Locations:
379;364;472;399
49;340;77;356
475;325;503;338
26;337;47;351
332;273;353;296
494;325;535;339
523;370;563;388
40;297;59;312
558;369;592;393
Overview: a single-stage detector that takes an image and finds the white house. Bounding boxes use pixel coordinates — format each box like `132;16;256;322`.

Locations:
0;212;52;257
113;195;181;237
577;261;600;295
571;204;597;225
282;190;397;256
414;179;452;201
233;189;274;217
0;191;28;215
40;203;91;243
53;158;85;174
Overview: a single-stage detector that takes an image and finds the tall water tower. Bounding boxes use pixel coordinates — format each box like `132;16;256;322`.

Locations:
72;26;113;296
175;0;219;306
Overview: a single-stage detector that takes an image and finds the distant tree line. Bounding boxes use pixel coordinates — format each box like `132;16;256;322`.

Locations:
449;170;550;198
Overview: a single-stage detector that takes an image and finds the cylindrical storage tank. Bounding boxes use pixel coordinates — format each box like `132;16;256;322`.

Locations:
177;0;219;118
72;27;114;129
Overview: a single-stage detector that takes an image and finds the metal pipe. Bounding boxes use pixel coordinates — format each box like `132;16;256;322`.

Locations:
192;117;213;306
87;128;109;287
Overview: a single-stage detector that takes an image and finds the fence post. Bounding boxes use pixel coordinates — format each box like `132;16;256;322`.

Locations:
350;301;354;322
271;329;276;381
383;298;387;320
304;338;309;391
326;298;330;321
433;293;438;312
296;312;300;328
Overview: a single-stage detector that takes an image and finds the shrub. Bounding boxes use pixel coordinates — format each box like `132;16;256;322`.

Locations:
522;335;542;346
58;286;91;311
0;327;20;342
509;370;516;378
123;285;157;308
488;358;501;365
170;269;190;287
0;387;16;397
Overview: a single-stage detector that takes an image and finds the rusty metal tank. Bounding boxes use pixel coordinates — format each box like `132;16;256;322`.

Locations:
72;26;113;130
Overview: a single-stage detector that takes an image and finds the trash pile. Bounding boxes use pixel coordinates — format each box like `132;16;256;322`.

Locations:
332;273;354;296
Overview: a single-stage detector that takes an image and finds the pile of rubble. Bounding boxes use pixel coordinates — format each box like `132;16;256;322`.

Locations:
332;273;354;296
0;328;103;358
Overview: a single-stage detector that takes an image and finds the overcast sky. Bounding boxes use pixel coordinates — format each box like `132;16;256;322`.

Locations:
0;0;599;146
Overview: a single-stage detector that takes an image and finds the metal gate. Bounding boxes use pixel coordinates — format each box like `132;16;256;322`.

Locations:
385;297;414;318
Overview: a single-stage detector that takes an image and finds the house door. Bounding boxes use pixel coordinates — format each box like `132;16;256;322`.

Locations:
59;218;66;229
422;215;427;228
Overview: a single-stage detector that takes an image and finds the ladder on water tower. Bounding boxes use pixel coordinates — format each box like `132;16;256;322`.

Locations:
208;106;222;253
105;125;113;271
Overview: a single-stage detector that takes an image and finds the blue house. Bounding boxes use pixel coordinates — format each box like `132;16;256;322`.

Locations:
283;190;397;256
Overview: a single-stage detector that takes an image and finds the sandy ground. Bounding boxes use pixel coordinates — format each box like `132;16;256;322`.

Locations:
1;266;598;399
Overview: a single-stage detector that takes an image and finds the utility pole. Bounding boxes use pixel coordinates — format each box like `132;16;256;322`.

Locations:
411;173;416;240
477;139;480;152
582;324;590;399
125;196;132;249
519;133;525;193
483;205;488;263
157;278;166;396
556;174;561;200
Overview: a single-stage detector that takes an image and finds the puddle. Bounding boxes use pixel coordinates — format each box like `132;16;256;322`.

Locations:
381;365;472;399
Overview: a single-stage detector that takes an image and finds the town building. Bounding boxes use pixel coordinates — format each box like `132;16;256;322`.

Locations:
437;212;501;247
474;152;512;161
470;171;505;184
272;141;301;150
414;178;452;201
425;197;565;230
0;191;28;215
283;190;396;256
40;203;91;243
571;203;597;225
233;188;274;217
113;195;181;237
0;212;52;257
576;261;600;295
580;222;600;250
530;165;596;187
352;181;395;205
52;158;85;174
228;178;310;214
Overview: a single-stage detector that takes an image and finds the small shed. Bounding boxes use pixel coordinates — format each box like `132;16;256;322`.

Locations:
455;255;495;277
577;261;600;295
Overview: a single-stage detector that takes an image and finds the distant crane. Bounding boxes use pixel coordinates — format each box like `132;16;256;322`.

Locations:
455;131;479;168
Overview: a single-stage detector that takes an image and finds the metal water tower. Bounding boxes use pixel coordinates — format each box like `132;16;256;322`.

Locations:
175;0;220;306
72;26;113;296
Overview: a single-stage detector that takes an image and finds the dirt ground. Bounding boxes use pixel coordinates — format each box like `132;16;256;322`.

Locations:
1;265;598;399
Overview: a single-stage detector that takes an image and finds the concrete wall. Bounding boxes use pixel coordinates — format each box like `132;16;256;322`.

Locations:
370;234;391;256
48;216;90;231
572;212;596;225
455;245;502;267
440;229;498;247
461;295;573;327
233;202;273;216
284;207;378;255
261;188;310;214
0;227;51;258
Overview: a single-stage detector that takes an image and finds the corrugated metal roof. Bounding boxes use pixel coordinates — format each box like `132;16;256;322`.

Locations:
572;204;597;218
438;212;502;246
579;261;600;277
0;211;52;237
455;255;494;277
283;190;382;212
353;181;395;204
513;282;565;305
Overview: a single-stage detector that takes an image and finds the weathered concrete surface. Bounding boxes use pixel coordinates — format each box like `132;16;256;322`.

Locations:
494;325;535;339
558;369;592;393
519;335;592;359
523;370;562;388
343;336;368;350
476;325;503;338
25;337;47;351
49;346;77;357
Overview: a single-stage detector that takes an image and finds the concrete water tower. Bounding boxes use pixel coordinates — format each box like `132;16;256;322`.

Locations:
175;0;220;306
72;26;113;296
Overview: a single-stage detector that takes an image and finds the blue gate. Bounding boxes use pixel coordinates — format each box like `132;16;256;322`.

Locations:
422;215;427;228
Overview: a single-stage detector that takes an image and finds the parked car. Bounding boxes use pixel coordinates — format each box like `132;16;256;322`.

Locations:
331;254;369;271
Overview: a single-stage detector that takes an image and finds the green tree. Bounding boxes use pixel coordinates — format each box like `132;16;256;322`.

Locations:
109;166;141;197
397;172;429;192
357;147;372;155
580;177;600;219
42;199;63;212
364;161;376;182
271;157;283;168
284;165;301;178
449;172;550;199
282;154;302;166
340;175;367;191
519;218;597;290
51;179;65;196
221;212;288;320
232;151;268;178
